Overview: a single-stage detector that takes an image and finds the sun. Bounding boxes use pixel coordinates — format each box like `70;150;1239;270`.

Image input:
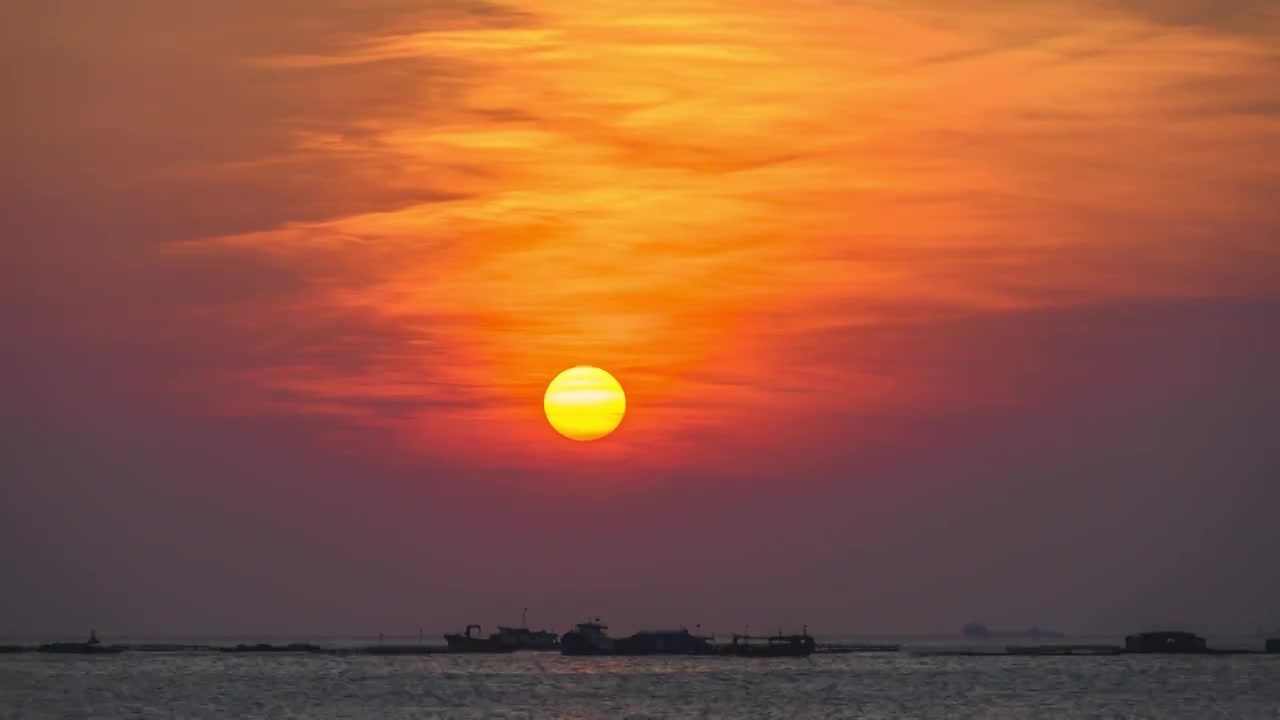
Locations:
544;366;627;441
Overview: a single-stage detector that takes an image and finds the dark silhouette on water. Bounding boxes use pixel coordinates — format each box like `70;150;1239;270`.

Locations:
25;627;120;650
222;642;327;654
35;631;122;655
817;643;901;654
559;620;614;655
492;625;560;651
217;642;449;655
494;609;560;650
445;610;560;652
1124;631;1207;653
0;622;1269;658
918;629;1258;657
560;621;717;656
723;630;816;658
1006;644;1123;656
558;620;816;657
37;643;122;655
444;624;512;653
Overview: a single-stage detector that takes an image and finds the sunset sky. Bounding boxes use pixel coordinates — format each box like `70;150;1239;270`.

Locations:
3;0;1278;637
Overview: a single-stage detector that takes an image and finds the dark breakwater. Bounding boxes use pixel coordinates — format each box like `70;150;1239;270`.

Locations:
2;639;1274;658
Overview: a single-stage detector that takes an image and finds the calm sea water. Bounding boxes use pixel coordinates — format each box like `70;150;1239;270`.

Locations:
2;640;1277;719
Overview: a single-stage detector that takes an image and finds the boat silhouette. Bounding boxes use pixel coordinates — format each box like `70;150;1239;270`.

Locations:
560;620;716;656
444;610;560;652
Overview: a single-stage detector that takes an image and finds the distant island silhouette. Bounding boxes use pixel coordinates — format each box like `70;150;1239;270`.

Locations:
962;622;1064;639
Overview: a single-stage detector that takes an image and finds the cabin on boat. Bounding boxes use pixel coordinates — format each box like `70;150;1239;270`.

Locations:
615;629;713;655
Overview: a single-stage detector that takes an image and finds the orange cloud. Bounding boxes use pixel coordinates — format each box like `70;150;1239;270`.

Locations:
146;0;1280;472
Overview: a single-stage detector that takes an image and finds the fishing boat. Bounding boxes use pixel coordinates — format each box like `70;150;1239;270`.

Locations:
559;621;616;655
443;625;513;653
493;625;560;651
491;609;559;650
444;610;560;652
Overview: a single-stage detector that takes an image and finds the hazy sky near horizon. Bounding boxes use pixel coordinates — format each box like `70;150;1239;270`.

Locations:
2;0;1278;637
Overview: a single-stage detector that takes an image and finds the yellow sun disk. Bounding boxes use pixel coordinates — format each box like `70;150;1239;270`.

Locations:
544;366;626;441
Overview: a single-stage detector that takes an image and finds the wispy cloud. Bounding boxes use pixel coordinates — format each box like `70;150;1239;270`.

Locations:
7;0;1277;469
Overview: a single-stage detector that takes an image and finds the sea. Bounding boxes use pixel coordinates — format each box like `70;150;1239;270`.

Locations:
1;636;1276;719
